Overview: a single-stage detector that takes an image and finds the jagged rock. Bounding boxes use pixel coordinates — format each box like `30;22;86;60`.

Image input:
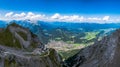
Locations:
32;48;44;55
65;29;120;67
0;45;62;67
8;23;41;49
0;23;62;67
0;23;43;50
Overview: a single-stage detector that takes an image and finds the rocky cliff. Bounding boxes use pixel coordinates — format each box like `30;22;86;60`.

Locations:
0;23;62;67
64;29;120;67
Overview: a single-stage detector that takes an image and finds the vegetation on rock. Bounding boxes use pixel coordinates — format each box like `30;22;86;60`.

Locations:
0;26;21;49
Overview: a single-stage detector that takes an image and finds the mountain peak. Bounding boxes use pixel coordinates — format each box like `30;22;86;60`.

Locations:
65;29;120;67
0;23;42;50
0;23;62;67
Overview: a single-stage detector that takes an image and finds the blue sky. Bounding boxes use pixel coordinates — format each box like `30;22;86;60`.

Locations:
0;0;120;23
0;0;120;14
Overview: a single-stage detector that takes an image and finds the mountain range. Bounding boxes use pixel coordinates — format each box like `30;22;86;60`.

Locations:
1;20;120;67
0;20;120;59
1;20;120;43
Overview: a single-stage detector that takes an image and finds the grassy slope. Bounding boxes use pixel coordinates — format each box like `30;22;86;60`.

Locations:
84;32;99;40
58;49;80;60
0;23;39;50
17;31;27;40
0;27;22;49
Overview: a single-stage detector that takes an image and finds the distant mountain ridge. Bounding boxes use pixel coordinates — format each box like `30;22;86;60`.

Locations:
0;20;120;44
1;20;120;32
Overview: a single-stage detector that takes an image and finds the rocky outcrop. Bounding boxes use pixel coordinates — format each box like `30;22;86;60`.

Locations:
65;29;120;67
0;23;62;67
8;25;32;48
0;45;62;67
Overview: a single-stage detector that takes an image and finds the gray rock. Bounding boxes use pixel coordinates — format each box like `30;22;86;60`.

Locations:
65;29;120;67
0;45;62;67
0;23;62;67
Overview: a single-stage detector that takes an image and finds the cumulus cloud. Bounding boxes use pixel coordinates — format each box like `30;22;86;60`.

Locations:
51;13;61;19
5;12;14;17
51;13;85;22
25;12;45;20
13;12;26;18
3;12;46;21
103;16;110;21
1;12;120;23
88;17;101;21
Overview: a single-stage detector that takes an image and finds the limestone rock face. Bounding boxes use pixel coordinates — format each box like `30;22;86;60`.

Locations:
0;46;62;67
0;23;62;67
65;29;120;67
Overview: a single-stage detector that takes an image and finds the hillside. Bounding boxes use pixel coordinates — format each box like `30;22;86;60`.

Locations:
0;23;42;50
0;23;62;67
65;29;120;67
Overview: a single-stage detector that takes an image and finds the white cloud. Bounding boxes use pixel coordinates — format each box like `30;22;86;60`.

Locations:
1;12;120;23
27;12;35;16
88;17;101;21
103;16;110;21
51;13;61;19
51;14;85;22
3;12;45;21
13;12;26;18
25;12;45;20
5;12;14;17
25;12;35;19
